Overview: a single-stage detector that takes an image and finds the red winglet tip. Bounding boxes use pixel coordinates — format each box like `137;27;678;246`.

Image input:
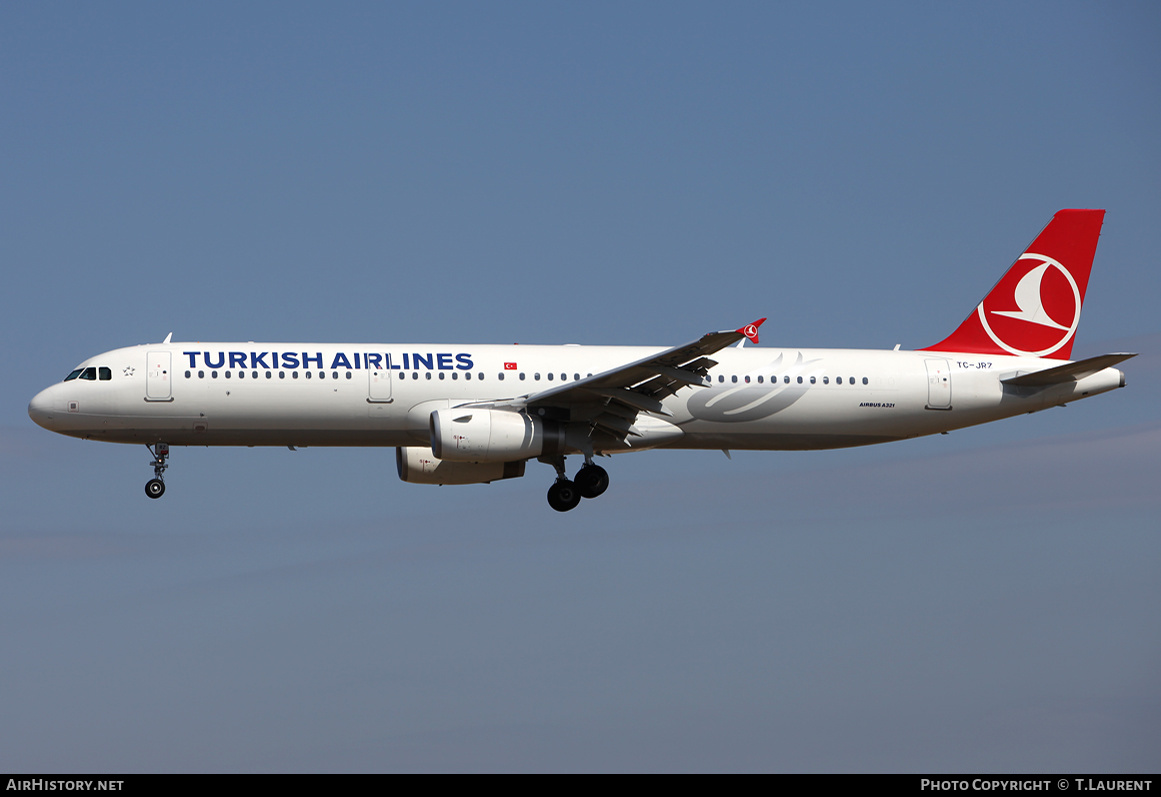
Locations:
737;317;766;344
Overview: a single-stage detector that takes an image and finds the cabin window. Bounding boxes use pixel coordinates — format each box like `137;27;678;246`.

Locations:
810;376;816;384
534;373;540;381
498;373;505;380
465;372;472;380
863;377;869;385
836;376;843;384
185;370;191;379
212;371;218;379
574;373;580;381
345;372;351;380
304;371;311;380
718;375;725;383
547;373;554;381
744;376;750;383
438;372;445;380
757;376;763;384
822;376;829;384
267;372;273;379
279;372;285;379
784;376;790;384
797;376;803;384
451;372;457;380
425;372;431;380
519;373;526;381
292;372;298;379
199;371;205;379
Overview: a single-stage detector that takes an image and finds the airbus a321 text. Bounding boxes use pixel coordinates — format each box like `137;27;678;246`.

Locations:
29;210;1134;511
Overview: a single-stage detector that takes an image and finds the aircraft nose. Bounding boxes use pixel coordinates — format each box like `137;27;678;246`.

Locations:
28;386;58;430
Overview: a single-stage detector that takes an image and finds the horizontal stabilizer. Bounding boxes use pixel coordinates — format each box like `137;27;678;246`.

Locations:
1001;353;1136;387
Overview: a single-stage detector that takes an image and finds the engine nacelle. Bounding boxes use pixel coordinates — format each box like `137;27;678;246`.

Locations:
396;446;526;485
430;408;563;462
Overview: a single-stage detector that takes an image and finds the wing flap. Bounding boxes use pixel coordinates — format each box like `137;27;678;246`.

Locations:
583;388;667;414
646;363;711;388
592;412;639;437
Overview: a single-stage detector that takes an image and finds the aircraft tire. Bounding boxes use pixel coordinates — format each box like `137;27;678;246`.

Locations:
547;480;581;512
575;464;609;499
145;479;166;499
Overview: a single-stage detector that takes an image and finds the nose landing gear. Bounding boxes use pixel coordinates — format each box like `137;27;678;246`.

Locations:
145;443;169;499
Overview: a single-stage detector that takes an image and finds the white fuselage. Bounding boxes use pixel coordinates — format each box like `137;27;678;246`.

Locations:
27;341;1126;453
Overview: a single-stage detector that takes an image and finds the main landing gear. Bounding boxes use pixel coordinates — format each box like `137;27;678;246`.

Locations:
544;456;609;512
145;443;169;499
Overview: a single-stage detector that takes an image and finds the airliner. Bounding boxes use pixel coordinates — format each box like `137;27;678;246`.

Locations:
28;210;1134;511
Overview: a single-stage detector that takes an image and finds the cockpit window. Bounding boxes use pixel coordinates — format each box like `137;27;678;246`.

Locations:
64;366;112;382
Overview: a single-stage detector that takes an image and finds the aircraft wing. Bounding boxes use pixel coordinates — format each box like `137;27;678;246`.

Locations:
470;318;766;440
1001;352;1136;387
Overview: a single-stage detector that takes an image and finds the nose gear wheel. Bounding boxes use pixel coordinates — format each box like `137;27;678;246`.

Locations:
145;443;169;499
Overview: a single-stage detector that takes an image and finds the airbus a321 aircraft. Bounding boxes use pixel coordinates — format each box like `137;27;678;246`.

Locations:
29;210;1134;511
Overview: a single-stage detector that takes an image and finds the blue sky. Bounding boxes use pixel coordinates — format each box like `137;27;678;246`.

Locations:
2;2;1158;772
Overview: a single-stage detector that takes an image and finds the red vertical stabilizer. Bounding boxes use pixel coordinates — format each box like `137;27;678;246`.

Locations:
922;209;1105;359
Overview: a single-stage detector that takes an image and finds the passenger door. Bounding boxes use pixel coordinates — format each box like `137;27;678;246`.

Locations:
924;358;952;410
145;351;173;401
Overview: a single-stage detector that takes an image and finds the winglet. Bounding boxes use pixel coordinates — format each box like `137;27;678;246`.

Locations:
737;318;766;345
163;332;173;344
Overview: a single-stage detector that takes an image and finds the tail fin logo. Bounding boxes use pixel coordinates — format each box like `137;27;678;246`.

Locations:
977;253;1081;357
922;209;1103;360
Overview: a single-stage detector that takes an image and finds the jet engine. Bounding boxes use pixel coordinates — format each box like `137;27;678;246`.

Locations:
396;446;526;485
429;408;564;462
